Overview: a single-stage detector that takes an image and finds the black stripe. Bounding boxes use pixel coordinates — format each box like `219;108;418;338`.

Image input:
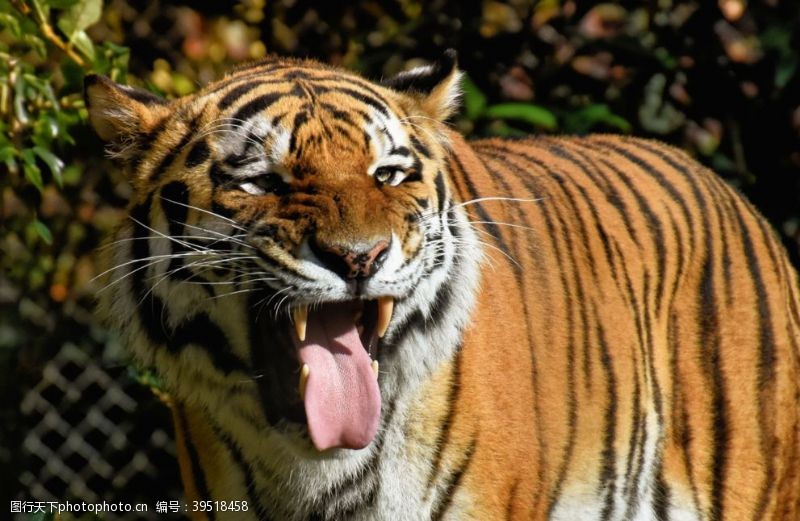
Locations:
476;142;606;285
448;154;514;261
160;181;191;281
202;63;295;96
433;170;447;214
473;145;579;514
130;197;169;345
423;348;463;497
594;139;705;315
185;139;211;168
390;145;410;157
320;102;356;124
609;139;700;249
735;209;778;518
170;314;249;374
652;462;671;521
473;147;564;511
632;140;732;519
161;181;189;241
596;306;619;521
699;252;728;521
410;134;432;158
413;196;429;210
535;146;625;285
122;86;168;106
219;81;266;110
176;407;214;519
386;222;464;354
561;141;643;249
130;195;248;374
592;153;669;313
669;316;703;514
430;437;477;521
615;256;651;519
623;368;643;518
315;75;401;115
597;139;698;212
149;115;199;181
208;421;271;520
316;85;390;117
288;111;309;152
635;272;666;512
129;117;168;171
210;162;235;187
230;92;289;122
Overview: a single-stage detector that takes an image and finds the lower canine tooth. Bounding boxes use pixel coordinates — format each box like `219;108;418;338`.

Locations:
293;305;308;341
371;360;379;378
376;297;394;338
299;364;310;400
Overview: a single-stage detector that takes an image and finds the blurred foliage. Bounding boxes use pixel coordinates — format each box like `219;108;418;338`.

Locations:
1;0;132;510
2;0;800;512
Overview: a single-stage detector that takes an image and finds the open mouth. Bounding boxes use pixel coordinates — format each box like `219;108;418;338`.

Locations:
267;297;394;451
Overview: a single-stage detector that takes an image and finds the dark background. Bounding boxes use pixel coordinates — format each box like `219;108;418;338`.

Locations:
2;0;799;518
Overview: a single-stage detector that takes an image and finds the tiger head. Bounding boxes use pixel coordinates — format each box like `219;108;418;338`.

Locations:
85;51;480;452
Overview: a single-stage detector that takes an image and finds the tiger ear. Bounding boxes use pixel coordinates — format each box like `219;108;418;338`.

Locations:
382;49;462;121
84;74;170;155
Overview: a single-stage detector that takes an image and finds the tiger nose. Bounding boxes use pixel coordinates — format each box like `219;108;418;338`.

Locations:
310;238;390;280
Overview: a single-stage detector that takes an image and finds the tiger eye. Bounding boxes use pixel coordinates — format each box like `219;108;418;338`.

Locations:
374;168;394;184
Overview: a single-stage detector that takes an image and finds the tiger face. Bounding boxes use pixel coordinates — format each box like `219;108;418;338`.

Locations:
86;51;479;452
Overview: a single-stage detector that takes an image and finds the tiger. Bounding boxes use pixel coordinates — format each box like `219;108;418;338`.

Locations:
84;49;800;520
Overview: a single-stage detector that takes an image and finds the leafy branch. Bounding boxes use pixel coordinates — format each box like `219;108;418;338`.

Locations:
30;4;87;67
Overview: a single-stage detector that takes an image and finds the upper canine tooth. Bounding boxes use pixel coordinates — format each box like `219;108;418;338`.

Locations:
376;297;394;338
293;305;308;341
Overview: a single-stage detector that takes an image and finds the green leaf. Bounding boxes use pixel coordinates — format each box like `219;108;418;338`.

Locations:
106;42;131;78
60;56;86;91
34;114;59;142
0;145;15;164
23;73;58;107
483;102;558;130
130;366;167;392
562;104;632;134
32;146;65;186
32;219;53;245
22;150;44;191
775;56;797;89
22;163;44;192
70;29;96;61
30;0;51;22
61;164;81;186
172;72;195;96
485;120;528;138
0;13;21;38
20;33;47;57
13;73;30;125
0;145;17;175
461;75;487;121
57;0;102;40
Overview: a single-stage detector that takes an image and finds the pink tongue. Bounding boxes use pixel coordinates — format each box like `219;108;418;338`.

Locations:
296;303;381;451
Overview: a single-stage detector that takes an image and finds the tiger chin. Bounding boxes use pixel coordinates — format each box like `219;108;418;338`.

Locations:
85;50;800;520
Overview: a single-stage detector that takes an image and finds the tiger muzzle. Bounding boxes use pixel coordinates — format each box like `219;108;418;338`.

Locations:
310;237;390;281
